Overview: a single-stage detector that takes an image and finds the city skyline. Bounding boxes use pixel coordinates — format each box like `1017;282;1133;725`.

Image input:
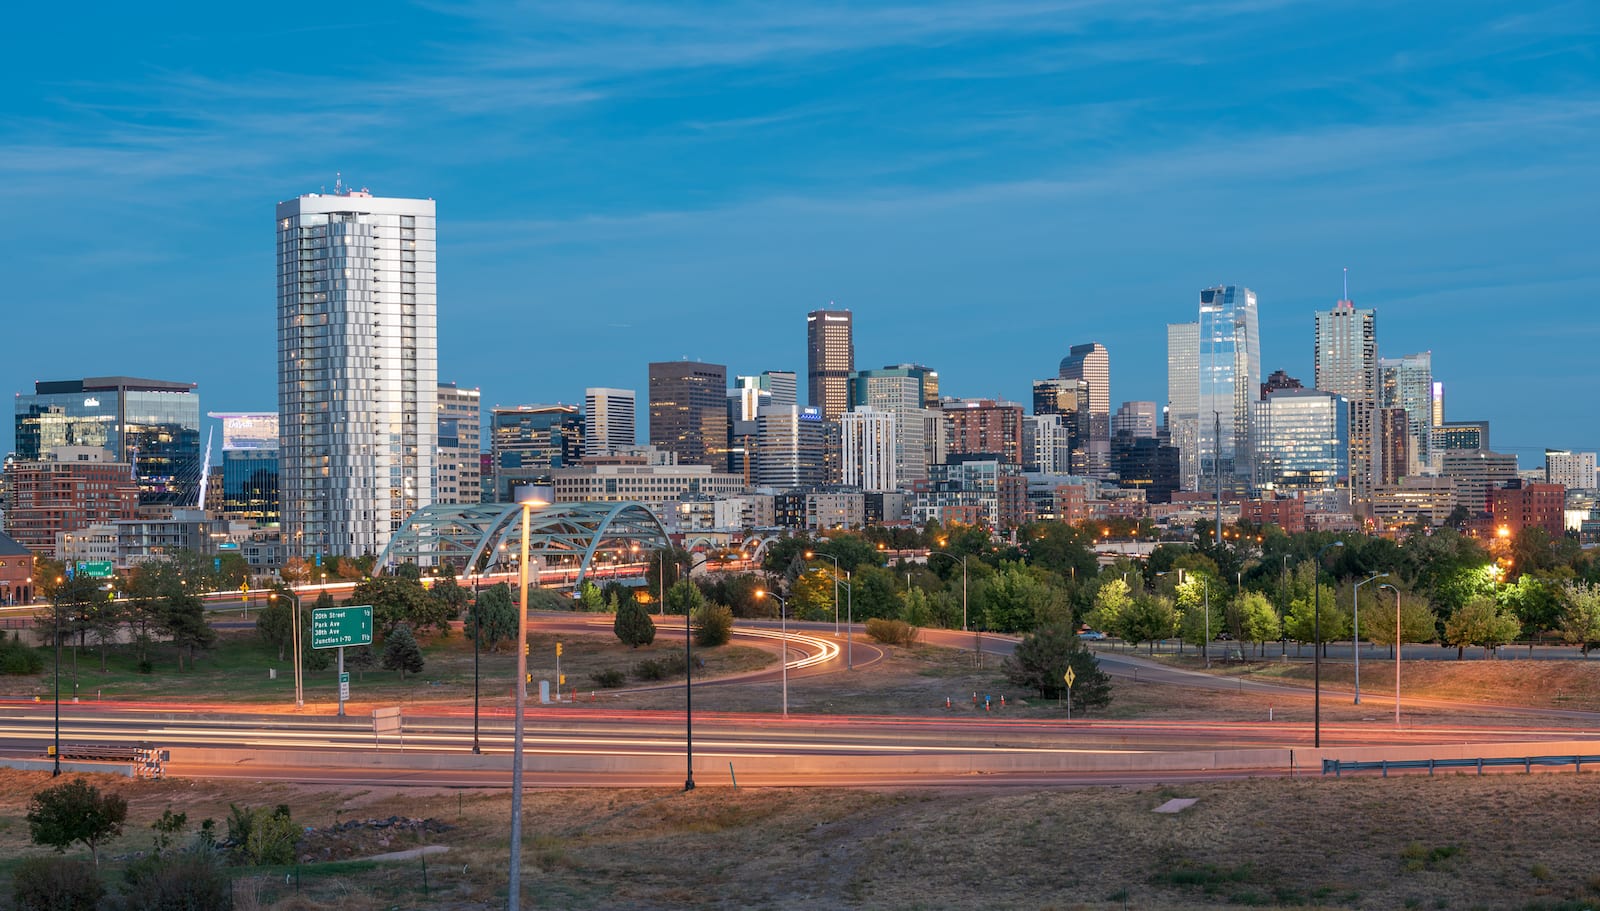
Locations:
3;2;1597;462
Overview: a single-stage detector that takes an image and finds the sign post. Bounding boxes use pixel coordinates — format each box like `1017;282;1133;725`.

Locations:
1063;666;1076;722
312;605;372;717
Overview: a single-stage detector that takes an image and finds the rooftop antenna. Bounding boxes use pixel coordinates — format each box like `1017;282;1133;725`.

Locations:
1343;266;1349;302
335;171;343;195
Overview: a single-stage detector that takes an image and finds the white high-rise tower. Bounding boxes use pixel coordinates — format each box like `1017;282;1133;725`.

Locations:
277;189;438;559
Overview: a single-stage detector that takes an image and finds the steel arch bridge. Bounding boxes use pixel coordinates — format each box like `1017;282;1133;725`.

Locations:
374;501;671;589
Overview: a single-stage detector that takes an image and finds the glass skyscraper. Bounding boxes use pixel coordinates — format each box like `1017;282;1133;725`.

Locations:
209;412;279;523
15;376;201;507
1380;351;1434;466
276;190;437;559
1254;389;1349;493
1197;286;1260;494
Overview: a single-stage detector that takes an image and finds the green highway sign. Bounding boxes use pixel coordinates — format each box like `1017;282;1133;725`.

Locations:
81;562;114;579
311;605;373;649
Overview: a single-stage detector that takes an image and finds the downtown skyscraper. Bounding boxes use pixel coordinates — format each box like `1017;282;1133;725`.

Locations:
806;308;854;421
1197;285;1260;495
276;190;437;559
1314;298;1381;498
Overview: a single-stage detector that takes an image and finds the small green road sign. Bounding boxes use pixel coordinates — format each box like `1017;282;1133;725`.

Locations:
311;605;373;649
81;562;114;579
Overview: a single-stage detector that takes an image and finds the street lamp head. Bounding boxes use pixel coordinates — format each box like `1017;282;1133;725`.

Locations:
515;484;554;508
804;551;814;559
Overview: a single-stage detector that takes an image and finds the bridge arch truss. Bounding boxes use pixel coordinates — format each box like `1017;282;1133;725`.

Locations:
375;501;671;590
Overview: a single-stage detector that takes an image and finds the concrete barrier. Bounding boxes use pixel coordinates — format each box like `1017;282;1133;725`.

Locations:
162;738;1600;783
0;757;137;777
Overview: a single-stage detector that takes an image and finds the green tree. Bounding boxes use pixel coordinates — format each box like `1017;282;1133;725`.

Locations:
1233;591;1281;656
978;562;1070;633
576;581;605;612
255;589;294;661
27;778;127;866
1120;595;1177;652
344;645;376;682
10;855;105;910
1086;578;1132;636
614;598;657;648
429;573;471;620
849;565;902;621
900;586;935;628
789;570;834;622
1002;623;1112;710
468;583;517;652
693;603;734;646
1558;581;1600;655
1283;584;1345;654
353;576;449;638
381;623;425;678
665;578;706;616
1444;595;1521;659
1361;589;1438;652
159;583;215;672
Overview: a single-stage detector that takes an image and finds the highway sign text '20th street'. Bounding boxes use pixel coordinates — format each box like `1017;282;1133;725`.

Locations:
311;606;374;649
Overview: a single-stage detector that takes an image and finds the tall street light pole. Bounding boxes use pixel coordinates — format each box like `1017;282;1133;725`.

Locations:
1312;540;1345;748
929;550;968;631
679;553;704;792
1380;582;1402;728
508;486;551;911
52;575;63;776
756;590;788;717
1352;572;1389;705
805;551;841;637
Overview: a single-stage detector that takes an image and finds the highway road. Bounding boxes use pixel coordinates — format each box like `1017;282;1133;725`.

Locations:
2;616;1598;788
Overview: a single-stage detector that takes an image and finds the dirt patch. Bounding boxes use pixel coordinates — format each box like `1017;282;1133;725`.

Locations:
296;815;455;863
3;770;1600;909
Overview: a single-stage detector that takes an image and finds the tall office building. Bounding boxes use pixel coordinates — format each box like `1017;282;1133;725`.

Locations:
436;384;481;505
489;405;583;500
1253;389;1350;494
1058;342;1110;426
1546;449;1597;491
1197;286;1260;495
944;399;1026;467
649;361;729;467
276;190;437;558
1111;401;1158;439
1380;352;1434;467
1166;322;1200;490
841;408;898;492
583;388;637;457
806;309;854;421
1314;299;1379;499
15;376;201;507
757;405;827;488
208;412;280;523
850;366;939;483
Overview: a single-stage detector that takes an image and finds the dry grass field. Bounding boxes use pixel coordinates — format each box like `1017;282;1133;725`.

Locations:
0;768;1596;910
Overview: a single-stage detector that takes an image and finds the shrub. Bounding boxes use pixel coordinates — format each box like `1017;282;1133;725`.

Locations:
693;603;734;647
114;845;234;910
591;669;627;688
614;599;656;648
632;652;688;681
225;804;297;866
11;855;104;911
27;778;127;865
866;618;919;647
0;636;44;674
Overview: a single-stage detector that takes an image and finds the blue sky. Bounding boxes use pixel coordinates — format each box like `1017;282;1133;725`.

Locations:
3;1;1597;463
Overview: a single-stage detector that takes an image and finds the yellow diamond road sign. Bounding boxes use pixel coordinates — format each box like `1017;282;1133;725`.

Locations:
1063;667;1076;687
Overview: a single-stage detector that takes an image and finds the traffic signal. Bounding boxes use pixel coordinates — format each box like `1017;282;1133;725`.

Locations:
523;641;529;656
558;674;566;685
556;642;563;657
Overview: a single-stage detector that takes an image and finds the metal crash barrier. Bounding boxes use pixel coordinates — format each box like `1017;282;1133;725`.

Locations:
51;743;169;779
1324;754;1600;778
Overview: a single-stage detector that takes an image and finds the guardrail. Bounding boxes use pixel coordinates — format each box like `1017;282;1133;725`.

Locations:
1323;754;1600;778
50;743;169;779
